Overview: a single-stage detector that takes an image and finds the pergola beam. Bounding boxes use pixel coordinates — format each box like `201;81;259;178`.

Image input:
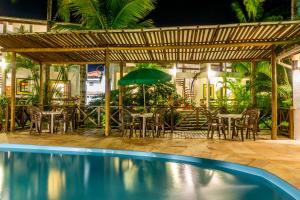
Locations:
1;41;292;53
38;58;270;65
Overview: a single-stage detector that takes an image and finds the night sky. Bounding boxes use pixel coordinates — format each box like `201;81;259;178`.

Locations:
0;0;292;26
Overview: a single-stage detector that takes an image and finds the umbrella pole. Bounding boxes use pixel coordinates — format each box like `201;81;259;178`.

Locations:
143;84;146;109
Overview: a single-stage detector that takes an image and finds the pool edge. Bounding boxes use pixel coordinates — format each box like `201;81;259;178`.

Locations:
0;143;299;199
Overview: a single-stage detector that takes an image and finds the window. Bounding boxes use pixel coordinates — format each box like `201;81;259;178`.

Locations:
203;84;214;99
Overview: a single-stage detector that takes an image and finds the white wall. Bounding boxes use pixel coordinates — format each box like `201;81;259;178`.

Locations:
292;54;300;140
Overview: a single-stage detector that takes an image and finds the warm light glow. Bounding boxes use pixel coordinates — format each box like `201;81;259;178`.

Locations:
207;65;216;79
0;59;7;70
0;165;4;195
171;66;177;77
297;61;300;70
293;70;300;81
48;168;66;200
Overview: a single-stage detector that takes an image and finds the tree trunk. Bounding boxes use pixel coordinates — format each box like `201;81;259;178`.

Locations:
47;0;53;31
291;0;297;20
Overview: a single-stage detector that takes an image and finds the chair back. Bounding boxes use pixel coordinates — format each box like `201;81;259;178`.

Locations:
63;106;76;122
29;106;42;121
153;108;165;125
203;110;216;124
241;109;259;129
123;110;133;124
218;107;229;114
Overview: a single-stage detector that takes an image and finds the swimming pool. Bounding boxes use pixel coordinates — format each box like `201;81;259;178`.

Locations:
0;144;298;200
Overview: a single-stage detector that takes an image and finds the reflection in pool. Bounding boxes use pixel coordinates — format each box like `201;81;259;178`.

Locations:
0;149;296;200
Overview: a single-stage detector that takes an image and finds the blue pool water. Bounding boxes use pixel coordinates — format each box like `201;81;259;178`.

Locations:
0;144;298;200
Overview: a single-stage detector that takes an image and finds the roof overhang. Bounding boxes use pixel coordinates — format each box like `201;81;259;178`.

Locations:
0;20;299;64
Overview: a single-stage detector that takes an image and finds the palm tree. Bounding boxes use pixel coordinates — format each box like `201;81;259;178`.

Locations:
230;0;293;109
231;0;285;22
231;0;265;22
53;0;156;30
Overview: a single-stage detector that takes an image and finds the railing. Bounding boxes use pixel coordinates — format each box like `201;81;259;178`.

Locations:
3;104;295;139
278;108;294;138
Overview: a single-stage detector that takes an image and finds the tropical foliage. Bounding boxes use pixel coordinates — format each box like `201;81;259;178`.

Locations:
230;0;288;22
229;0;293;115
53;0;156;30
89;63;181;108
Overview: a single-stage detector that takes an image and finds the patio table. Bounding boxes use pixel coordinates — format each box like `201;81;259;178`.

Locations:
131;113;157;138
217;114;243;137
42;111;62;134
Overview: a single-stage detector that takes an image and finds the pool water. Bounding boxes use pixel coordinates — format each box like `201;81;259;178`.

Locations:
0;146;297;200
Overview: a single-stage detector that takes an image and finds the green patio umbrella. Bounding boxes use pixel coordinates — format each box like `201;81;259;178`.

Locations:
118;68;172;107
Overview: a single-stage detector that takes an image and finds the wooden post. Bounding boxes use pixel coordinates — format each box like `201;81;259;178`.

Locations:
119;62;124;118
10;52;16;132
250;61;257;107
271;47;278;140
104;50;111;136
39;63;44;108
206;64;211;109
79;64;86;106
289;107;295;139
4;104;8;132
2;63;6;96
119;62;124;132
97;107;101;128
170;106;174;137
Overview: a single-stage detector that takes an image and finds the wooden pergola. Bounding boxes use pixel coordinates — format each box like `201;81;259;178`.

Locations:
0;20;300;137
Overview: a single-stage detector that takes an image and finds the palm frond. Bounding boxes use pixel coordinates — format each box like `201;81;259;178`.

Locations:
57;0;71;22
51;22;83;31
243;0;265;21
129;19;154;28
263;15;283;22
231;62;250;75
231;1;247;22
69;0;107;29
256;61;271;77
111;0;156;29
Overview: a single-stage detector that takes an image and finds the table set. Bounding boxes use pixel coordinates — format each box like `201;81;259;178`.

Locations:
217;113;243;137
42;111;63;134
131;113;159;138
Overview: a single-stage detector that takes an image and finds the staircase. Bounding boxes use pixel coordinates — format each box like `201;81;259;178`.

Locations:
175;78;195;104
176;109;208;131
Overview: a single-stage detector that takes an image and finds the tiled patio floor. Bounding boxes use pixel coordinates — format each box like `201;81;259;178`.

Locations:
0;129;299;190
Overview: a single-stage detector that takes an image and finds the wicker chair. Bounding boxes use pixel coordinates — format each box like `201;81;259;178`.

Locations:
234;109;259;141
29;106;42;134
204;110;226;140
148;108;166;138
122;110;142;138
54;106;76;133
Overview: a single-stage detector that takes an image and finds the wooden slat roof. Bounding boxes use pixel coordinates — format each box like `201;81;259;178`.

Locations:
0;21;299;64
